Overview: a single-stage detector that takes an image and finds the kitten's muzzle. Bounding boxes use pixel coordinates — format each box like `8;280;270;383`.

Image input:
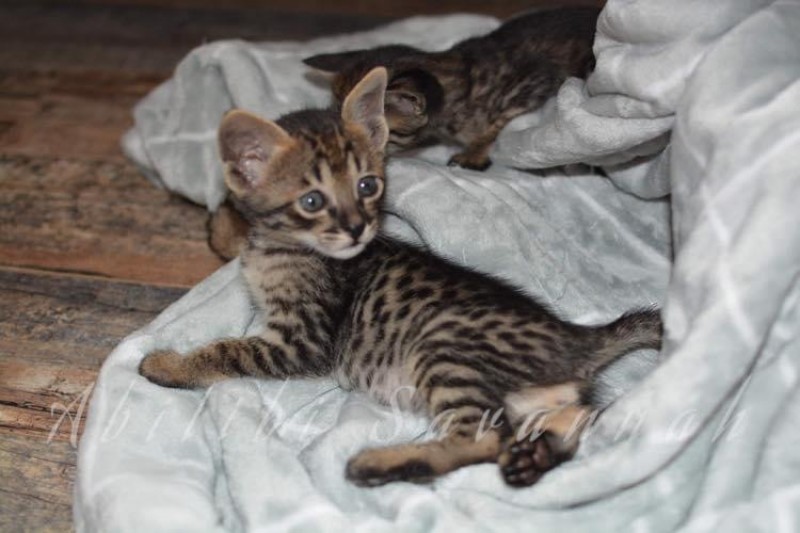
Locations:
345;222;366;240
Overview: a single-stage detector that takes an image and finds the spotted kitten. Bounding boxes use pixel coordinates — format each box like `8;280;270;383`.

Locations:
140;67;661;488
304;6;599;171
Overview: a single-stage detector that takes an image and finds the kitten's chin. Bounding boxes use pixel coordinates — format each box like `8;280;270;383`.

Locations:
299;226;376;260
295;234;368;260
324;243;366;260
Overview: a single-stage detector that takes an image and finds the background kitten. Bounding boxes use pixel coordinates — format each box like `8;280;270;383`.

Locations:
305;7;600;170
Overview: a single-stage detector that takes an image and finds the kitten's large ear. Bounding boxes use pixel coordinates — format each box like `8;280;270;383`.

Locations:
218;110;294;196
341;67;389;152
303;50;366;73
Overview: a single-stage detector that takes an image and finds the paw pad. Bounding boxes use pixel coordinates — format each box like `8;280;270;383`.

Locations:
498;432;560;487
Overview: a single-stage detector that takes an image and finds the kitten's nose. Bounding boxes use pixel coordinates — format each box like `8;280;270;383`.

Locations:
346;223;365;240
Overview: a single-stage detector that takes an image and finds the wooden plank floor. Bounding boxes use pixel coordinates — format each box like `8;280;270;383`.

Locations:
0;1;602;530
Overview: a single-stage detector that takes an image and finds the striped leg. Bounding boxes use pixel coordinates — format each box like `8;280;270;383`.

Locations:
140;316;333;389
446;111;526;171
346;366;509;487
345;421;505;487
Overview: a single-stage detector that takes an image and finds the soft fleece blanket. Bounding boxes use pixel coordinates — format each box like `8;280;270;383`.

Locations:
76;1;800;531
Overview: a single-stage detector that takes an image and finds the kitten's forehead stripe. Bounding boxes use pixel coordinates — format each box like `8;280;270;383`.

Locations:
312;165;323;183
318;159;333;184
346;150;358;177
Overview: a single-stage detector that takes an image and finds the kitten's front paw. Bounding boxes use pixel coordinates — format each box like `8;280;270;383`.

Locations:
346;449;435;487
139;349;189;389
497;431;561;487
447;152;492;171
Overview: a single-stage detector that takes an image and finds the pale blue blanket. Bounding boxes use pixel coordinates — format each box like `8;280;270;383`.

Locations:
76;2;800;531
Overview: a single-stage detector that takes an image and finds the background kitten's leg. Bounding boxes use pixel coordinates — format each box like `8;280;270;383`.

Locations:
447;138;495;171
140;333;327;389
447;112;523;171
448;97;554;171
207;201;249;260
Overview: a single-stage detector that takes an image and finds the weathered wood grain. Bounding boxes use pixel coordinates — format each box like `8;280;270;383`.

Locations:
0;2;391;46
0;2;390;73
0;69;163;162
0;266;186;366
0;433;76;533
0;267;186;532
0;360;95;444
0;402;87;446
0;266;185;451
0;1;605;73
0;155;225;285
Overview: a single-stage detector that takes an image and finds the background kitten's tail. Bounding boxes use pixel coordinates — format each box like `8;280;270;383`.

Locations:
583;308;662;376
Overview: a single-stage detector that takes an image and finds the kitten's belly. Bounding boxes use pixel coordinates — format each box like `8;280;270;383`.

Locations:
369;366;419;411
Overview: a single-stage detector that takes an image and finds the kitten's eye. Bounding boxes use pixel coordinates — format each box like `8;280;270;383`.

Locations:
299;191;326;212
357;175;380;198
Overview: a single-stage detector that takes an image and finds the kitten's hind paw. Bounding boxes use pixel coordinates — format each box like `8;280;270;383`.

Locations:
345;449;436;487
498;432;561;487
447;152;492;171
139;349;191;389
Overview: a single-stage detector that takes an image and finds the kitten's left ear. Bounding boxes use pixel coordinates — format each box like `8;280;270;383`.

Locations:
341;67;389;153
218;110;295;196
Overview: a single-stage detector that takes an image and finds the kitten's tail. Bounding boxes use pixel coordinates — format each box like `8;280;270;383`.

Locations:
583;308;662;376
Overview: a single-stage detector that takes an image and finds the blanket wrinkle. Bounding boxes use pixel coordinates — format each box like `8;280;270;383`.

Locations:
573;186;669;268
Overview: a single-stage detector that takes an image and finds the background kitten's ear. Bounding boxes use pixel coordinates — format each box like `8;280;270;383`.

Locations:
387;69;443;118
386;77;427;118
341;67;389;152
218;110;294;195
303;50;366;72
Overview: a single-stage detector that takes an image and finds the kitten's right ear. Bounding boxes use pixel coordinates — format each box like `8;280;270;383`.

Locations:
341;67;389;152
218;110;294;196
303;50;366;73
